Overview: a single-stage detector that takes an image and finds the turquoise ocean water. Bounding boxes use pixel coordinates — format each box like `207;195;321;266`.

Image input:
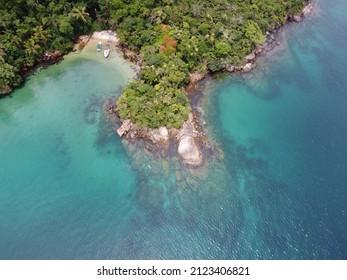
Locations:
1;0;346;259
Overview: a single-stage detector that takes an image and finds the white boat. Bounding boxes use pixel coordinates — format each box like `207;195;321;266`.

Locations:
104;48;110;58
97;41;102;52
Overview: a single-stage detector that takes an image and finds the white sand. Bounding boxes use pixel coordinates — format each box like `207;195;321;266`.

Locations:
91;30;119;45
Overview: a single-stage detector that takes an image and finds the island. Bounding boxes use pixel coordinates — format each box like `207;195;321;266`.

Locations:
0;0;313;166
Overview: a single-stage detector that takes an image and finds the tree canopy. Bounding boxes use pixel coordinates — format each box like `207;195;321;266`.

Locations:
0;0;95;95
108;0;308;128
1;0;308;128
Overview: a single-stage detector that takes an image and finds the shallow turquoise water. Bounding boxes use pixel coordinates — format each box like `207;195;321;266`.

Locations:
1;0;347;259
0;44;140;259
203;0;347;259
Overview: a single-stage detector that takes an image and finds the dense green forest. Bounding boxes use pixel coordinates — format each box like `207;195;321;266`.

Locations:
1;0;308;128
0;0;97;95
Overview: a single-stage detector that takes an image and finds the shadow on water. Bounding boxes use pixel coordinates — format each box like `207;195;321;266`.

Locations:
84;94;101;125
89;85;130;158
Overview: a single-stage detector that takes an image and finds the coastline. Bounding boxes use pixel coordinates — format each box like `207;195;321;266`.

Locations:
112;0;316;168
1;1;315;168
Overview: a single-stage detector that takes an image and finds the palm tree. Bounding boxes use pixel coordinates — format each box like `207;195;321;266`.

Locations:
70;5;90;24
11;34;22;48
3;32;23;56
33;26;48;44
60;1;72;13
24;38;40;65
26;0;39;9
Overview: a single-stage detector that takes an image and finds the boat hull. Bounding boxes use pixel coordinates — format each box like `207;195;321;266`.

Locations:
97;41;102;52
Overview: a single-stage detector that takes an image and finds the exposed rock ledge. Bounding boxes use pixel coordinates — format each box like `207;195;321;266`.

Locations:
176;113;203;167
289;0;315;22
224;1;315;74
116;112;205;167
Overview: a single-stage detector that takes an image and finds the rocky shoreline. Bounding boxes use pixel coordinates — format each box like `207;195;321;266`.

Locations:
0;50;64;98
111;1;315;168
114;111;209;168
0;34;91;98
222;0;315;75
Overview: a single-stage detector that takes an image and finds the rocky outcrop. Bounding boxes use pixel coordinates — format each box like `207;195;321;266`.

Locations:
302;1;314;17
159;126;169;140
225;64;235;73
176;113;203;167
242;63;254;73
254;45;265;55
186;68;209;91
147;126;170;148
292;15;302;22
224;45;263;74
245;52;256;62
0;86;12;97
115;111;205;168
289;1;314;22
189;71;206;84
123;49;139;63
177;136;203;167
42;51;62;62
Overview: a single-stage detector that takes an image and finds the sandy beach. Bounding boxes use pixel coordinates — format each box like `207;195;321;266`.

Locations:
77;30;120;52
91;30;120;45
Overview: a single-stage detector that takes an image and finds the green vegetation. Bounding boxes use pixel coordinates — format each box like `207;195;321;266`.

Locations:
0;0;96;95
106;0;308;128
1;0;308;128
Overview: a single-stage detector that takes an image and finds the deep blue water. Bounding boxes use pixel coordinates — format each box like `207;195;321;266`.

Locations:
0;0;346;259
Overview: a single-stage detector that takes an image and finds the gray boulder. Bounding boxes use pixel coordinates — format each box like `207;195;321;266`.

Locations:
242;63;254;73
178;136;203;167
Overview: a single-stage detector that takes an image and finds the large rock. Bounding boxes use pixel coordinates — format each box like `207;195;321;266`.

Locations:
242;63;254;73
178;136;203;167
255;45;265;55
159;126;169;139
245;52;256;62
148;126;169;143
176;113;203;167
43;50;62;62
302;2;313;17
189;71;206;84
123;49;138;62
225;64;235;73
294;15;302;22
